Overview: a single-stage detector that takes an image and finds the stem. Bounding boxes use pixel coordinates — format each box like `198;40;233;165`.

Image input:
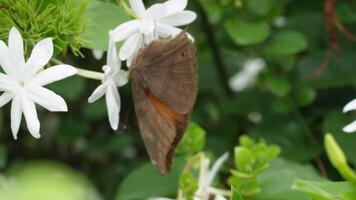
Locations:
51;58;104;80
194;1;233;97
286;96;318;145
177;152;204;200
116;0;136;19
207;187;232;197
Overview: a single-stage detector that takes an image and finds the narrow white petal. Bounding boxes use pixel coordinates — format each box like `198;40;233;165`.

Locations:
30;65;77;86
8;27;25;67
139;19;155;35
198;158;210;191
126;34;144;66
163;0;187;15
105;82;120;130
119;33;143;61
144;32;155;45
155;23;182;38
21;95;41;138
0;73;19;91
159;11;197;26
129;0;146;18
343;98;356;113
11;94;22;140
111;20;140;42
127;55;135;67
214;195;228;200
114;70;129;87
145;4;167;20
205;153;229;186
0;41;15;76
107;36;121;73
26;85;68;112
0;92;13;108
25;38;54;75
88;83;107;103
343;120;356;133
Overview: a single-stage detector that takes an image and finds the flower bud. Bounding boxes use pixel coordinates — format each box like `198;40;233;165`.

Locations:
324;133;347;168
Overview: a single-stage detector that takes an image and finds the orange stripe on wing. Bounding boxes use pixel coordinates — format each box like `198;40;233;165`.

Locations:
145;89;184;125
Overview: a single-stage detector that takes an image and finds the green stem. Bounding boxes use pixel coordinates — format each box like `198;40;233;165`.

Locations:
51;58;104;80
339;164;356;185
286;96;318;145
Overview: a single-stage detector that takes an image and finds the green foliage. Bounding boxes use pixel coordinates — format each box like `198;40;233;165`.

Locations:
0;0;88;56
176;122;206;156
179;172;199;200
231;187;244;200
229;136;281;196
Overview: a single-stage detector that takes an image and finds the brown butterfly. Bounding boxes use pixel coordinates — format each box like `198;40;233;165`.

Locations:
129;32;198;175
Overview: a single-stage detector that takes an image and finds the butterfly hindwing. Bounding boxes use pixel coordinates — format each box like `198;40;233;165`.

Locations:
130;32;198;175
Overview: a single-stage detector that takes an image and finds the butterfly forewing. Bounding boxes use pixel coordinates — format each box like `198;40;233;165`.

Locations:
130;32;198;175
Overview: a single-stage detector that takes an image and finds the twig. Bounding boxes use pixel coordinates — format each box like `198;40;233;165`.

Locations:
194;1;233;97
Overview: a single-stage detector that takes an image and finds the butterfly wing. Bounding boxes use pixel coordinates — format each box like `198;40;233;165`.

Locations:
131;32;198;175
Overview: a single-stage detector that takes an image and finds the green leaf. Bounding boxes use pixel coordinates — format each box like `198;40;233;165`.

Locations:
264;74;291;97
231;187;244;200
176;122;206;155
245;0;273;16
234;147;254;173
292;179;355;200
264;31;308;55
179;172;198;200
82;0;130;50
295;87;316;107
116;158;185;200
224;19;270;45
251;158;323;200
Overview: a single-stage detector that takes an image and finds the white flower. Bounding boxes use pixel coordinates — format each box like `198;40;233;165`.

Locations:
342;98;356;133
149;153;229;200
111;0;196;66
88;32;128;130
229;58;265;92
195;153;229;200
0;27;77;139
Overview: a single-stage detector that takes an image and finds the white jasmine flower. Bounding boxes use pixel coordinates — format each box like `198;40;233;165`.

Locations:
88;32;128;130
111;0;196;66
0;27;77;139
149;153;229;200
92;49;104;60
229;58;265;92
342;98;356;133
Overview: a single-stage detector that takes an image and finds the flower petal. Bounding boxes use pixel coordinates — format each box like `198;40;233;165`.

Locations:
129;0;146;18
343;98;356;113
105;82;120;130
21;95;40;138
30;65;77;86
163;0;187;15
107;35;121;72
145;3;167;20
11;94;22;140
119;33;143;61
0;40;16;76
112;20;140;42
343;120;356;133
158;11;197;26
205;153;229;187
0;92;13;108
8;27;25;68
25;38;53;76
0;73;19;91
156;23;194;41
88;83;107;103
26;85;68;112
114;70;129;87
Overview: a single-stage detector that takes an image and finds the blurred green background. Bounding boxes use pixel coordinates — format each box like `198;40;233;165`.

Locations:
0;0;356;199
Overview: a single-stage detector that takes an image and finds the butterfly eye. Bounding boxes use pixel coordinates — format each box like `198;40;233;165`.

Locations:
181;52;186;57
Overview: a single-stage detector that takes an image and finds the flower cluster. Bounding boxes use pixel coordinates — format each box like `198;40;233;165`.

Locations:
0;0;196;139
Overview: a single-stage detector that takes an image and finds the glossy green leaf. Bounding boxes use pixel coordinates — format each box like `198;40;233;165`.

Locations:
224;19;270;45
264;31;308;55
